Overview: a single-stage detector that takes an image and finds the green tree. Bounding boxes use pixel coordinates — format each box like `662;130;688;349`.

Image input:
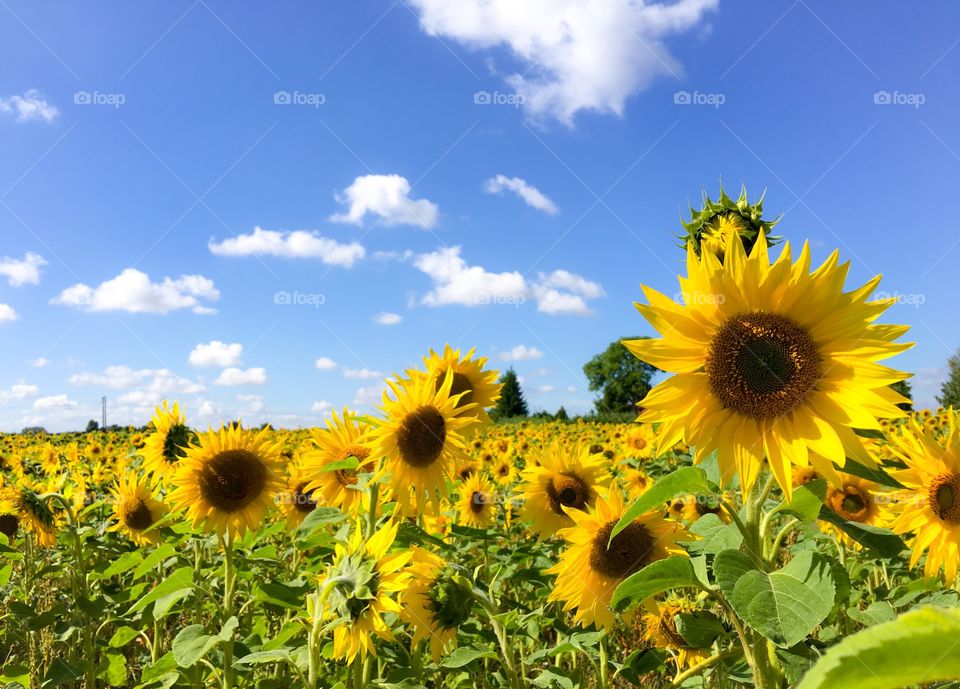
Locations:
85;419;99;433
583;337;659;415
555;406;569;421
938;349;960;408
890;379;913;412
493;369;528;419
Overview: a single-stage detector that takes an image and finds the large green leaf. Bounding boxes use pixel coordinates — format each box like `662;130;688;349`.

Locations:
611;467;712;539
688;513;743;555
817;508;906;557
730;550;835;648
610;556;702;612
172;625;220;669
796;606;960;689
776;480;826;522
712;549;757;600
126;566;193;615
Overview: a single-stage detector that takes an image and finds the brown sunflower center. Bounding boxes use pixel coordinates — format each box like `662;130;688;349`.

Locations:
123;499;155;531
830;486;871;522
437;371;474;409
469;490;490;514
397;406;447;468
589;520;655;580
333;445;371;486
545;473;591;515
0;514;18;540
707;312;820;420
929;473;960;523
198;449;268;513
294;483;318;514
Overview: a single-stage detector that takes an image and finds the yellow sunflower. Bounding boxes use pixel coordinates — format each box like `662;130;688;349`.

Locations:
368;371;476;513
547;485;690;630
456;472;497;528
491;457;517;486
423;345;501;423
14;487;58;547
108;472;168;546
622;467;652;501
302;408;375;515
624;232;911;500
887;414;960;580
168;424;283;537
519;441;607;537
319;520;411;664
142;402;194;480
0;487;19;542
276;458;320;529
641;601;710;670
400;547;475;661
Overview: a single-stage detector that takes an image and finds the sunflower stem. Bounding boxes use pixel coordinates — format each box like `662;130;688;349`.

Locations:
365;482;379;539
597;633;609;689
221;532;236;689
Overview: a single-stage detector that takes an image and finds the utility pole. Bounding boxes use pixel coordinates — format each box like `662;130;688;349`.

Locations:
101;396;107;430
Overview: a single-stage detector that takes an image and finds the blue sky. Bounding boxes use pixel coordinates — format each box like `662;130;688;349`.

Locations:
0;0;958;431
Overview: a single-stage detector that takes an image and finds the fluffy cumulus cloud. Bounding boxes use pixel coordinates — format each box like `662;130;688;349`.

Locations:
69;366;205;399
373;312;402;326
31;357;50;368
33;394;77;411
0;304;18;322
314;357;337;371
483;175;558;214
53;269;219;315
215;367;267;386
0;252;47;286
0;383;40;403
413;246;603;315
409;0;717;124
331;174;439;229
208;227;365;268
236;393;265;414
0;90;59;123
189;341;243;368
343;368;383;380
311;400;332;414
499;345;544;362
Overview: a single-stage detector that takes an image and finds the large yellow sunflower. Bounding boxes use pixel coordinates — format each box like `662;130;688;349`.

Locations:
887;414;960;581
168;424;283;537
368;371;476;512
142;402;194;480
400;547;474;661
108;472;169;546
319;520;411;664
547;485;690;630
519;441;607;537
624;232;911;499
301;408;375;515
422;345;501;423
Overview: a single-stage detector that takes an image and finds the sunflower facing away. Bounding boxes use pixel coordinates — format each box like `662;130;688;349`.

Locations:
369;370;477;513
547;485;690;630
320;520;411;664
142;402;194;480
302;408;375;515
423;345;502;424
109;472;169;546
624;232;912;499
887;413;960;581
519;441;608;537
169;424;283;537
14;487;58;547
400;547;475;661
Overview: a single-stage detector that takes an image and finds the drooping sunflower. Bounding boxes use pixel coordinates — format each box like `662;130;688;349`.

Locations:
400;548;475;661
108;472;169;546
168;424;283;537
886;414;960;581
368;371;477;512
641;601;711;670
302;408;375;515
422;345;501;424
625;232;912;500
142;402;195;480
456;472;497;528
547;485;691;630
320;520;411;664
519;441;607;537
14;487;58;547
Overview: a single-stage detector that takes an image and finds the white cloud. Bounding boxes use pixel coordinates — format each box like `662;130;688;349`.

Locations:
353;385;385;406
410;0;717;124
215;367;267;386
33;394;76;411
537;384;556;394
189;341;243;368
196;399;219;418
0;252;46;286
208;227;365;268
0;90;59;123
314;357;338;371
0;304;18;322
566;386;579;393
0;383;40;402
311;400;333;414
331;174;439;229
53;268;219;314
483;175;558;214
500;345;544;362
343;368;383;380
31;357;50;368
69;366;205;398
236;393;265;413
373;312;402;326
413;246;602;315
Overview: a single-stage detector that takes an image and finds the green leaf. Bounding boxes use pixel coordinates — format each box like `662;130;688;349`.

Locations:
99;652;127;687
611;467;712;539
675;611;725;648
99;550;143;579
234;649;293;665
253;580;309;609
296;507;345;537
126;566;193;616
41;658;82;687
777;480;826;522
610;556;702;612
847;601;896;627
319;456;359;473
152;587;193;619
688;513;743;555
796;607;960;689
0;664;30;688
0;563;11;587
839;458;903;488
171;625;219;668
109;626;141;648
439;645;497;668
817;508;906;557
712;549;757;600
532;667;575;689
131;544;177;579
730;550;836;648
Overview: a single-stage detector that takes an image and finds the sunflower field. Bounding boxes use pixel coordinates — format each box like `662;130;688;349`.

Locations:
3;188;960;689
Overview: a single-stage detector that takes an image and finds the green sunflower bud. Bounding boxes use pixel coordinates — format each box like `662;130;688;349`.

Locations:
679;183;781;261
